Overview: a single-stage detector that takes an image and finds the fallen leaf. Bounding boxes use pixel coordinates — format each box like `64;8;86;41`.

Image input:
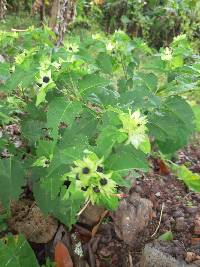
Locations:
158;231;173;241
92;210;109;237
55;241;73;267
156;158;170;175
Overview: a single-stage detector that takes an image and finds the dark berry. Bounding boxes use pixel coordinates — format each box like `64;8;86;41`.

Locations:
45;160;50;165
43;76;50;83
93;186;100;193
69;47;73;51
82;167;90;174
137;123;141;127
97;166;104;173
63;180;71;188
81;186;89;191
37;83;42;87
76;173;80;180
144;110;149;115
100;178;108;186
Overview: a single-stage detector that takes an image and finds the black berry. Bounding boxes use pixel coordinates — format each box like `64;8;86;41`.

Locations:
82;167;90;174
69;47;73;51
43;76;50;83
100;178;108;186
97;166;104;173
45;160;50;165
81;186;89;191
137;123;141;127
63;180;71;188
93;186;100;193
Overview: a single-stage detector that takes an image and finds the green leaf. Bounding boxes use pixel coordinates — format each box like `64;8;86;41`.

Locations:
47;97;82;141
78;74;110;96
0;158;26;208
148;96;195;153
172;164;200;192
158;231;173;241
106;145;148;172
33;182;84;228
192;105;200;132
96;52;113;74
21;119;44;143
0;234;39;267
96;126;127;158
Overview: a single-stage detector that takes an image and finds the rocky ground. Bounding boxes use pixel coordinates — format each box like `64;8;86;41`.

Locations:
1;125;200;266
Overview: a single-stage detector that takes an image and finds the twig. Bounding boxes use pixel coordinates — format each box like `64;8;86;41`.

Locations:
151;203;164;238
128;252;133;267
77;199;90;216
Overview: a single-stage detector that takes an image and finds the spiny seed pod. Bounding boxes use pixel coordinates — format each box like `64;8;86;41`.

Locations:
82;167;90;174
93;186;100;193
81;186;89;191
96;166;104;173
43;76;50;83
100;178;107;186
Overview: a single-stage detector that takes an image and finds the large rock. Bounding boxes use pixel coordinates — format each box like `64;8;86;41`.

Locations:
113;192;153;246
8;199;58;243
140;243;196;267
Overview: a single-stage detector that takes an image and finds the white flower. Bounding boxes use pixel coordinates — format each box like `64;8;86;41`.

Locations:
161;47;173;61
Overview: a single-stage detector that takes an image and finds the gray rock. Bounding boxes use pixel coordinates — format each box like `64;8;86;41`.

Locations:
140;243;196;267
113;192;153;246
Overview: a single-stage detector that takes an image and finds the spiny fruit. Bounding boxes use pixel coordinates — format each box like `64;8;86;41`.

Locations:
82;167;90;174
93;186;100;193
100;178;108;186
43;76;50;83
96;166;104;173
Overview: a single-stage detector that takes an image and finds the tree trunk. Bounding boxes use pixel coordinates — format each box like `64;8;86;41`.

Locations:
0;0;7;20
49;0;76;46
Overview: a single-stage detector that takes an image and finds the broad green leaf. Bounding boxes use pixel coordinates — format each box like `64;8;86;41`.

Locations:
106;145;148;172
0;234;39;267
192;105;200;132
172;164;200;192
0;158;26;208
96;52;113;74
138;136;151;154
96;126;127;158
47;97;82;141
148;96;195;153
158;231;173;241
21;119;45;142
33;182;84;228
78;74;110;96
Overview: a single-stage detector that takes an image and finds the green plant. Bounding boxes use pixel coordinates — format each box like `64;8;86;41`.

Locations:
0;28;200;231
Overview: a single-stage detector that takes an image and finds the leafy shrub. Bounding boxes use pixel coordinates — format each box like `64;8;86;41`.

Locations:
0;28;200;229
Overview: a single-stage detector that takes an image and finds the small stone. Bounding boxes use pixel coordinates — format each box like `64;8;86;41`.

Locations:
155;192;161;197
185;206;198;214
175;217;187;231
194;215;200;235
173;210;184;218
191;237;200;246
